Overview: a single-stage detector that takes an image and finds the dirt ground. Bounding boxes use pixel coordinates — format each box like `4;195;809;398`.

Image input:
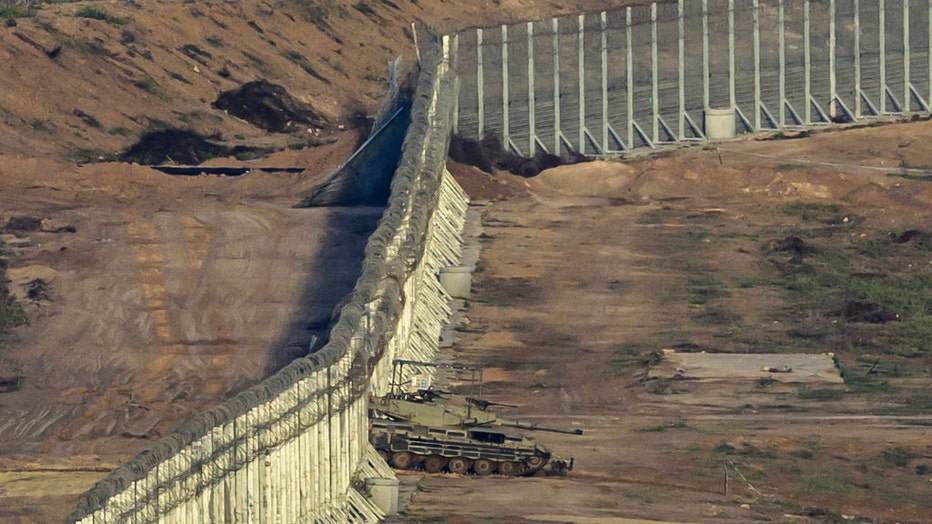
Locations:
1;1;931;523
0;141;395;522
398;121;932;524
0;1;637;521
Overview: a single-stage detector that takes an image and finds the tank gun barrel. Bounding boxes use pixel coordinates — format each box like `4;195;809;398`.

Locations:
495;418;583;435
465;397;517;410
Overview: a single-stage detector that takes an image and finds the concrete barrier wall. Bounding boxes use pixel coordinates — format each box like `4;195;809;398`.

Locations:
452;0;932;156
69;30;464;524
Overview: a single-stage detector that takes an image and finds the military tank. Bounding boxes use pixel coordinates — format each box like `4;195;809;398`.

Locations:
369;360;581;477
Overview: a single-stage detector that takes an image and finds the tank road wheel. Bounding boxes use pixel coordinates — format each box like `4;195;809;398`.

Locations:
498;461;517;476
391;451;413;470
448;457;469;475
525;455;547;474
424;455;447;474
514;462;530;476
473;459;496;476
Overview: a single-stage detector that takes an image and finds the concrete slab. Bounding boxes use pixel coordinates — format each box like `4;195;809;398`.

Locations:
649;351;844;384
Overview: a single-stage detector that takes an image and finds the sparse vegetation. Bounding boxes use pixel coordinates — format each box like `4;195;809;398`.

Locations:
781;201;847;224
73;109;101;129
322;55;346;75
65;148;116;164
0;5;32;19
888;172;932;181
180;43;212;65
364;69;386;83
640;420;689;432
287;136;337;150
75;6;127;25
686;270;729;305
802;466;854;494
796;387;844;401
133;76;158;93
282;51;330;83
0;241;28;335
353;2;376;16
880;446;919;468
292;0;332;33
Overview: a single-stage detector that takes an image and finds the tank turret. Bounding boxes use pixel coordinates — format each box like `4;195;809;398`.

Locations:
372;390;583;435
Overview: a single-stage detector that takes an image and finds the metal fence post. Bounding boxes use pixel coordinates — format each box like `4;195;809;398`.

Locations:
729;0;736;110
679;0;686;139
804;0;812;124
904;0;911;113
578;14;586;154
627;7;634;148
880;0;886;114
452;33;459;134
754;0;761;129
553;18;561;155
652;3;659;142
601;12;609;151
528;21;537;155
779;0;786;128
855;0;862;117
477;28;485;138
702;0;710;110
830;0;837;117
502;24;510;148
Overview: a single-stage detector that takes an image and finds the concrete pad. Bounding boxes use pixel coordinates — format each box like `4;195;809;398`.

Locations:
649;351;844;384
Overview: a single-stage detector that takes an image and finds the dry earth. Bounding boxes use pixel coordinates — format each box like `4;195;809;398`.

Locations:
0;145;392;522
1;1;931;523
0;1;651;521
398;122;932;523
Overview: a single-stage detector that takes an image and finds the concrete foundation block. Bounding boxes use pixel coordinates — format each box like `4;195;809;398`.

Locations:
366;477;399;516
439;266;472;299
705;108;736;140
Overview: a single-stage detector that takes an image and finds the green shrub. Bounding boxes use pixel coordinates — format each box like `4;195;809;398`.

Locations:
880;446;918;468
0;5;32;19
0;242;28;334
781;201;846;224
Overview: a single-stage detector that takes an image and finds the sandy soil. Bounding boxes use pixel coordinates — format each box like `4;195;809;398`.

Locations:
398;121;932;524
0;140;392;520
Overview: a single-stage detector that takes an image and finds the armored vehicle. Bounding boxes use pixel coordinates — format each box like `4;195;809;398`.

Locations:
369;360;580;476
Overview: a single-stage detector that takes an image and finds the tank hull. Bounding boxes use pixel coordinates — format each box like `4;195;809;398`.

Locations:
370;420;556;476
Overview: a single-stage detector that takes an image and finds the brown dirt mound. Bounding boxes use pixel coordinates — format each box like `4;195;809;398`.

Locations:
827;300;901;323
119;128;272;165
449;134;587;178
212;80;328;134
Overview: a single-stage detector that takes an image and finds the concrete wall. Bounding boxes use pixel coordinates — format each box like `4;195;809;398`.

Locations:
452;0;932;156
69;31;464;524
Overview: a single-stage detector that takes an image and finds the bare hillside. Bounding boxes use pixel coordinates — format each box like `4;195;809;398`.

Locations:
0;0;640;160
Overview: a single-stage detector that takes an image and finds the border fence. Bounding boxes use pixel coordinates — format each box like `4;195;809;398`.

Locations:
451;0;932;157
69;31;465;524
68;1;932;522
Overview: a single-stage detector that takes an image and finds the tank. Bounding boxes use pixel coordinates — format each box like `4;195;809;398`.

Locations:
369;360;581;476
